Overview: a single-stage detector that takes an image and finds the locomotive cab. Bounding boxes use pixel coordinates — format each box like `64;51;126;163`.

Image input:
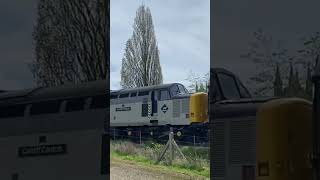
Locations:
209;68;252;104
210;67;316;180
209;68;277;180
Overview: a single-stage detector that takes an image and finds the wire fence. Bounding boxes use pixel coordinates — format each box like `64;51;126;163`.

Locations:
110;127;210;168
110;127;209;148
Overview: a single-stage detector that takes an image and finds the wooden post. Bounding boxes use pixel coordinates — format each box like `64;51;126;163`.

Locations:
173;138;187;161
139;129;142;145
193;134;196;155
156;140;169;164
169;127;173;165
156;127;188;165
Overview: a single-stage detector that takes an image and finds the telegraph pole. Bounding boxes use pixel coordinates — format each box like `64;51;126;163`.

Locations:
312;55;320;180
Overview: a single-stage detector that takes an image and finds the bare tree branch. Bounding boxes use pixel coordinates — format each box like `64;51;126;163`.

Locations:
31;0;108;87
120;5;163;89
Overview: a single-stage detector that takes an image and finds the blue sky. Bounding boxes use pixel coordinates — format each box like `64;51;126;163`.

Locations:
110;0;210;90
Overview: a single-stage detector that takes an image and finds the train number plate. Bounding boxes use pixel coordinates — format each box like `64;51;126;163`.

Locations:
18;144;67;157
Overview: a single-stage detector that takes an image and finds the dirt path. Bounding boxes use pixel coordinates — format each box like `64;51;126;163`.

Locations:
110;157;208;180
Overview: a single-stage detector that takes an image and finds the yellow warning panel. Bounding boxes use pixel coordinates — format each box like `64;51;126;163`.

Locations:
256;98;312;180
189;92;208;123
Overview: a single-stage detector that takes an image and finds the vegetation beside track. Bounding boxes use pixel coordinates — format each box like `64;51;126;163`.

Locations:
110;140;210;178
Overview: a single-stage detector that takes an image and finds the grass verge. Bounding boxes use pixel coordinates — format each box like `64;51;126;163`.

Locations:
110;140;209;178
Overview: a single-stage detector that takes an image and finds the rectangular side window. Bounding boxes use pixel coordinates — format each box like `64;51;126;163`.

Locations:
90;95;107;109
159;90;170;101
65;97;85;112
119;93;129;98
217;73;241;99
110;94;118;99
30;100;61;115
0;104;26;118
138;91;149;96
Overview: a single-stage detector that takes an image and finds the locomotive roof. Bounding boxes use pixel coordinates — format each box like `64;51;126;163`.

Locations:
211;67;242;78
0;80;108;104
0;67;243;103
111;83;184;94
211;67;231;73
212;97;277;118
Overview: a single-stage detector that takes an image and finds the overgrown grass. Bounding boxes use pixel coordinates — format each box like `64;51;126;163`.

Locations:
110;140;210;178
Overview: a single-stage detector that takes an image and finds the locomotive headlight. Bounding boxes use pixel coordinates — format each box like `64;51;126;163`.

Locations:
176;131;182;137
258;161;269;176
185;114;189;118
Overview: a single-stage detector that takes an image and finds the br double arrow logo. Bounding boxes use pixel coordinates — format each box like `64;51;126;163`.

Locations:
161;104;168;113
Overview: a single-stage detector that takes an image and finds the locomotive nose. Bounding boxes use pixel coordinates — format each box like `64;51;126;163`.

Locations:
189;92;208;123
256;98;312;180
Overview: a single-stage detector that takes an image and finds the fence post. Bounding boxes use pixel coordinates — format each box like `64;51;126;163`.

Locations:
156;126;188;165
139;129;142;145
169;127;173;165
113;128;116;140
193;135;196;147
